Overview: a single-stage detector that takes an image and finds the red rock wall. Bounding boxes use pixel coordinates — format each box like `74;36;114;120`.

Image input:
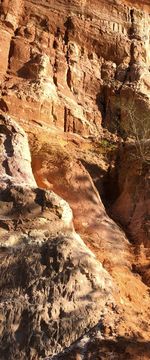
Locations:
0;0;149;135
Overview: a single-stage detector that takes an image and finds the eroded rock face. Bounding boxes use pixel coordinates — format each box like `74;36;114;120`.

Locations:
31;130;131;269
0;115;116;359
110;142;150;246
0;0;149;136
0;0;150;359
0;233;116;360
0;113;36;187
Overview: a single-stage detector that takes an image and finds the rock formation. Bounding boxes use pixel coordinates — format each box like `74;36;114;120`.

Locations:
0;0;149;136
0;0;150;359
110;141;150;246
0;114;36;187
0;115;117;359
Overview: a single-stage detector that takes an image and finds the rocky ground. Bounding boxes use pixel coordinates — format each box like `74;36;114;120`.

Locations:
0;0;150;359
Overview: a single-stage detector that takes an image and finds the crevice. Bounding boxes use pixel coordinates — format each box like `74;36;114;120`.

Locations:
53;75;58;86
0;124;14;157
128;8;140;41
55;27;61;38
0;98;9;112
66;67;71;90
35;188;47;212
130;9;134;24
64;16;75;45
64;107;67;132
52;103;57;125
2;159;12;176
7;39;15;71
53;58;58;83
64;29;69;45
14;27;20;36
73;120;76;133
53;40;58;49
40;18;49;32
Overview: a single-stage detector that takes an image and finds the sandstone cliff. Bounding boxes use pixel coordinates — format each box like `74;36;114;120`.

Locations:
0;0;150;136
0;114;117;359
0;0;150;359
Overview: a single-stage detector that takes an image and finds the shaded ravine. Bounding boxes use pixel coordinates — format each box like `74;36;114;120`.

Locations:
81;141;150;287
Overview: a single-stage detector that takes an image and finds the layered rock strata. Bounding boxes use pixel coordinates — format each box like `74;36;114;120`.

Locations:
0;0;149;137
0;0;150;359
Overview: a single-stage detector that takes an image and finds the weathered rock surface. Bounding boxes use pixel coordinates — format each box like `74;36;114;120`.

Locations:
108;141;150;291
25;117;150;354
0;113;36;187
0;0;150;359
110;142;150;246
0;233;116;359
0;0;149;136
52;335;150;360
0;113;73;246
0;116;117;359
31;128;131;270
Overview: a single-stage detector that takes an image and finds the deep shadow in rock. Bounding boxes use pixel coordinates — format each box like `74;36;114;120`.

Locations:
52;337;150;360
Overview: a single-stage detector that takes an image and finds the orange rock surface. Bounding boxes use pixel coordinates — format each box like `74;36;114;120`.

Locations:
0;0;150;359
